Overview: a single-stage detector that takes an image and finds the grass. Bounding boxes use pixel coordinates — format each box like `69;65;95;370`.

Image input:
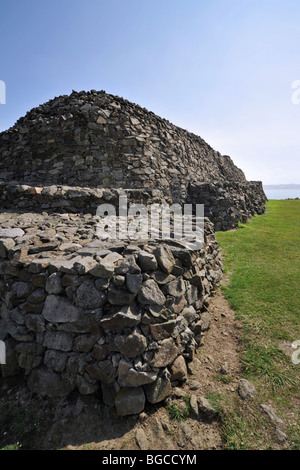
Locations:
215;200;300;449
167;395;192;422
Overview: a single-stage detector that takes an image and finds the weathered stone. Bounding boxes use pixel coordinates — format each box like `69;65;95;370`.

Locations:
76;279;107;308
260;404;283;424
85;360;117;384
112;275;125;287
151;338;178;368
170;355;188;382
89;256;115;278
135;428;148;450
11;281;31;298
177;421;192;448
117;359;157;387
32;273;48;288
145;372;173;404
199;311;211;331
114;332;147;358
44;350;68;372
198;396;218;419
73;334;98;353
115;255;141;275
137;251;158;271
57;309;102;334
27;288;46;304
77;375;99;395
150;320;177;341
154;246;176;274
115;387;145;416
94;277;110;290
138;279;166;306
190;394;199;417
164;278;186;297
45;272;63;294
92;343;108;361
100;304;141;330
107;284;136;305
42;294;80;323
238;379;256;399
126;273;143;293
43;330;73;352
73;256;97;274
28;242;58;254
24;314;46;332
181;306;198;324
0;228;25;238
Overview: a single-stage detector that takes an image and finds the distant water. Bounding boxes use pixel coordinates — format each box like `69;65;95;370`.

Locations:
263;187;300;200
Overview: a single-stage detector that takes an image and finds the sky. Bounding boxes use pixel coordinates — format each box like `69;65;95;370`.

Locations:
0;0;300;185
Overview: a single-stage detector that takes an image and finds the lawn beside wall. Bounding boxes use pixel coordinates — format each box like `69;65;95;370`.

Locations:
215;200;300;449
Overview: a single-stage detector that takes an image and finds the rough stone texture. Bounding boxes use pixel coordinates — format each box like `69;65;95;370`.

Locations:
0;90;266;225
115;387;146;416
238;379;257;399
0;89;267;416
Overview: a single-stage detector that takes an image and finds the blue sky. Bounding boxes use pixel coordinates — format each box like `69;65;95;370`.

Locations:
0;0;300;184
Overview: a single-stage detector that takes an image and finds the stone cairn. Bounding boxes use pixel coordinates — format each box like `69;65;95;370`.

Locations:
0;90;267;415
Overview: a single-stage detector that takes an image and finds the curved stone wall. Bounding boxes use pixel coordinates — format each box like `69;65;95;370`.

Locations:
1;89;251;205
0;214;223;415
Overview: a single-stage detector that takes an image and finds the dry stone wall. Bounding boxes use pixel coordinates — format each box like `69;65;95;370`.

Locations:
0;212;223;415
0;90;266;213
0;89;267;414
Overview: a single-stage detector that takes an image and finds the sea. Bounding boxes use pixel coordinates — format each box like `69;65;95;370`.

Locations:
263;186;300;200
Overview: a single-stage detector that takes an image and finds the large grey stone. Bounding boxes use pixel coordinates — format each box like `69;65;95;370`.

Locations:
118;359;157;387
85;360;116;384
44;349;68;372
42;294;80;323
126;273;143;293
115;387;146;416
107;285;136;305
100;304;141;330
150;320;177;341
90;255;116;278
11;281;31;298
24;314;46;332
198;396;218;419
137;251;158;271
170;355;188;382
115;255;141;275
238;379;256;399
45;273;63;294
114;331;147;358
145;372;173;404
43;330;73;352
151;338;179;368
154;245;175;274
0;228;25;238
76;279;107;308
163;278;186;297
138;279;166;306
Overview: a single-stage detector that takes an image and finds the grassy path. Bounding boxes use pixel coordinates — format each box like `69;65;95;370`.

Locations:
215;200;300;448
